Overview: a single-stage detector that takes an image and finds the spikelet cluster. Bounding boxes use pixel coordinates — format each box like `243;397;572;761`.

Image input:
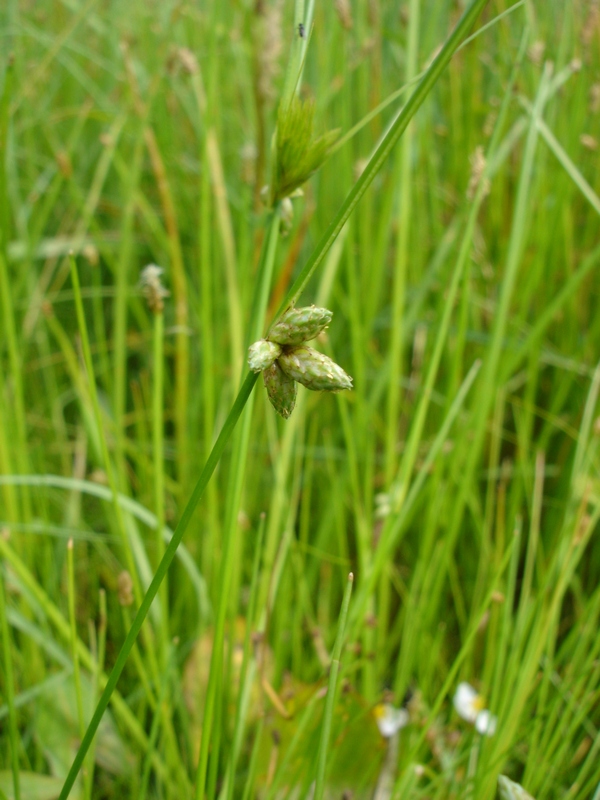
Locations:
247;305;353;419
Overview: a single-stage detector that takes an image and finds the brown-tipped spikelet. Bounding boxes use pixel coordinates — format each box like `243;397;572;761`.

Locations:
263;361;297;419
248;339;282;372
277;346;353;392
267;305;332;346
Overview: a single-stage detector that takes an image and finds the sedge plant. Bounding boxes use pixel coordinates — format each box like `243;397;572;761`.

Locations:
53;2;492;797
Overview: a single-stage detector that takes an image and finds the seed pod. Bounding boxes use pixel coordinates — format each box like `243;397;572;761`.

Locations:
248;339;282;372
278;346;353;392
267;306;333;346
263;361;297;419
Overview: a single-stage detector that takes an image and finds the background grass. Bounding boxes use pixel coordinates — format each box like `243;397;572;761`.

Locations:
1;1;600;798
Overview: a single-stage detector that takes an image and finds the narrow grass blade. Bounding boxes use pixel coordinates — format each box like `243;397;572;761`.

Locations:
313;572;354;800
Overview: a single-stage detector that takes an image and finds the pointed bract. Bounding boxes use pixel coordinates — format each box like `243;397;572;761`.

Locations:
263;361;297;419
248;339;282;372
267;305;333;346
277;346;353;392
271;97;339;204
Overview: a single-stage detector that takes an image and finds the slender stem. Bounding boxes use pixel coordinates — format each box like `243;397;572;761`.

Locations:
67;539;85;743
222;513;266;800
0;567;20;800
384;0;420;484
86;588;106;796
194;211;281;800
69;256;142;604
313;573;354;800
152;307;169;648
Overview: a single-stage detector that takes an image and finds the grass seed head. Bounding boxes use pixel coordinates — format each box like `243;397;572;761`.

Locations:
263;361;297;419
267;305;333;346
277;345;353;392
248;339;282;372
140;264;169;313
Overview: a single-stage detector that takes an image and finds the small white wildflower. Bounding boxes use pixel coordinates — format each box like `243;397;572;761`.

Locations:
453;681;497;736
454;681;480;723
474;708;497;736
374;704;409;738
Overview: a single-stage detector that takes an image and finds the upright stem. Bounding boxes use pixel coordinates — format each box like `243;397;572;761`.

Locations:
0;567;21;800
194;210;281;800
152;307;169;648
313;573;354;800
384;0;420;483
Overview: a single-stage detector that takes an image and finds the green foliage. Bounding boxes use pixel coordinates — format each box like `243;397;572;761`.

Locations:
0;0;599;799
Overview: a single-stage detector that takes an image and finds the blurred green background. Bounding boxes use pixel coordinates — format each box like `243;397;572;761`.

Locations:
0;1;599;798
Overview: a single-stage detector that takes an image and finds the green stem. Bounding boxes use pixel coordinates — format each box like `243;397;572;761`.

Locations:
0;567;20;800
69;257;143;605
67;539;85;744
313;572;354;800
194;211;281;800
152;307;169;648
384;0;420;484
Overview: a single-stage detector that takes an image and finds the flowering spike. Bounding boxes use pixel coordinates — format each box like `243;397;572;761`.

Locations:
267;305;333;346
263;361;297;419
248;339;282;372
277;346;352;392
271;97;339;204
140;264;169;313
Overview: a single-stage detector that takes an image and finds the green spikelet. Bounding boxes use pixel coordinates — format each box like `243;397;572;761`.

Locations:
263;361;297;419
277;346;353;392
267;305;333;346
271;97;339;204
247;339;282;372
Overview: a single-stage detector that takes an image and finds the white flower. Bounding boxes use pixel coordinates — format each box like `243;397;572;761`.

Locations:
453;682;497;736
453;682;480;723
374;704;409;738
475;708;497;736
